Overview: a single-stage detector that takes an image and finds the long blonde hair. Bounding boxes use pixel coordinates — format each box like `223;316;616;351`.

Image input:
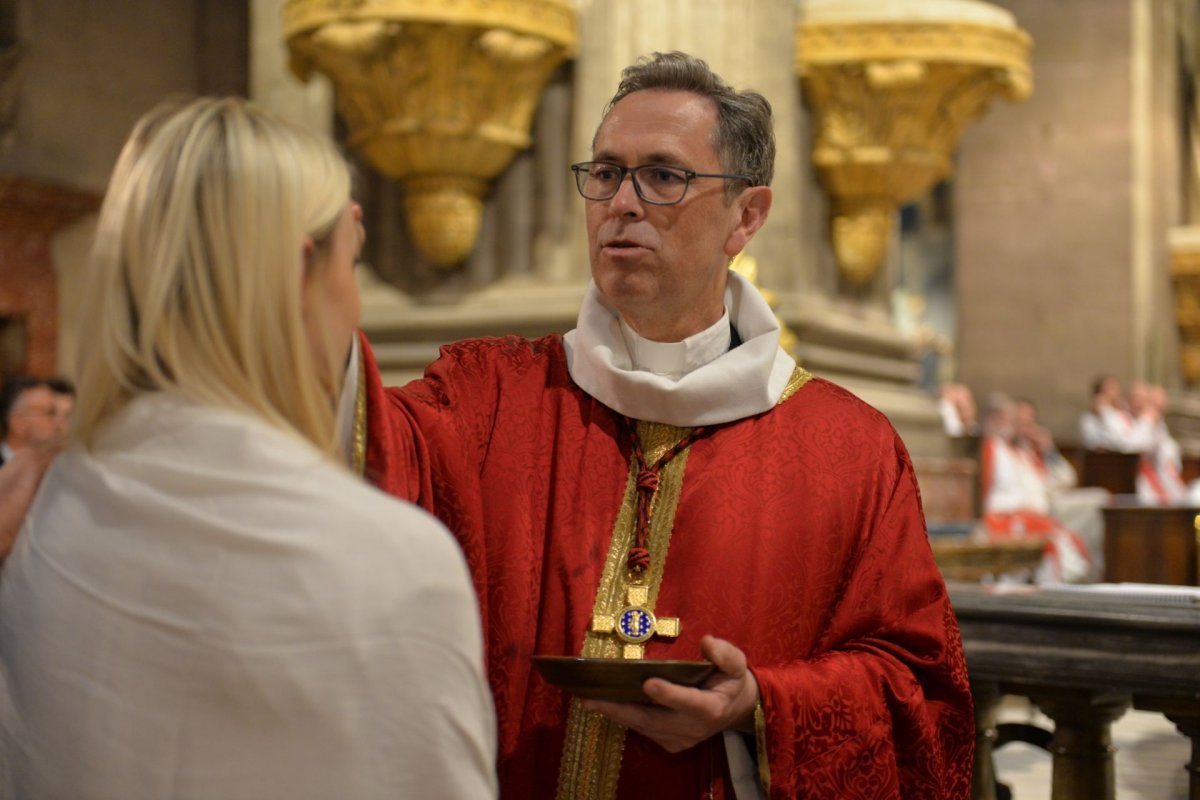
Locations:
72;96;351;452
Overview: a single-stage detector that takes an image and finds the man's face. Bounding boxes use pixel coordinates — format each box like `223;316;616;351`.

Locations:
1101;378;1122;406
7;386;60;449
1014;401;1036;431
1128;382;1151;415
53;393;73;438
585;89;769;342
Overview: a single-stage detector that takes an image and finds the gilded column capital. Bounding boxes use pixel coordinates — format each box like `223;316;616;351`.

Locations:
796;3;1031;285
284;0;577;267
1170;227;1200;384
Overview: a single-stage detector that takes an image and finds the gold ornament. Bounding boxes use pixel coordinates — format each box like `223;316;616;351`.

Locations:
1170;228;1200;384
285;0;576;267
796;12;1032;285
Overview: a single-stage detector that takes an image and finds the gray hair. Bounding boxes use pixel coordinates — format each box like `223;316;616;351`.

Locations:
599;51;775;200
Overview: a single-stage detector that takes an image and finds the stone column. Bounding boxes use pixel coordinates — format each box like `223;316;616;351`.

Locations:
956;0;1187;440
248;0;332;133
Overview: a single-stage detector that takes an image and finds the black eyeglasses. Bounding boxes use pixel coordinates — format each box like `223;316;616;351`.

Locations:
570;161;753;206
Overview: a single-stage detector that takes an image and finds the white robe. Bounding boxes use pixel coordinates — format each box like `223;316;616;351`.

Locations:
1079;406;1157;452
0;394;497;799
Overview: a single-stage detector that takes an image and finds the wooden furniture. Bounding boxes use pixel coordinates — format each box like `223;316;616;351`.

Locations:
1102;503;1200;585
930;537;1043;582
1183;453;1200;485
1057;442;1086;485
913;456;979;523
1079;450;1141;494
950;582;1200;800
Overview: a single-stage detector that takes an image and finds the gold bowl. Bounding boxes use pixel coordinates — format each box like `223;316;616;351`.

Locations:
532;656;715;704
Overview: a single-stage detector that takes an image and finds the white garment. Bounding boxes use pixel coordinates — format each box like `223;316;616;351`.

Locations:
984;436;1051;515
1136;421;1190;505
617;309;731;380
1078;412;1103;450
1080;406;1156;452
564;270;797;427
939;397;965;437
0;394;497;800
1048;487;1109;571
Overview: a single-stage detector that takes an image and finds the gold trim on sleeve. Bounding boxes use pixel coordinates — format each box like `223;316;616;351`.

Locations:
754;699;771;794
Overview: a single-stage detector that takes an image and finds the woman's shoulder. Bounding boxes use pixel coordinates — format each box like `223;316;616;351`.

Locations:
80;394;461;572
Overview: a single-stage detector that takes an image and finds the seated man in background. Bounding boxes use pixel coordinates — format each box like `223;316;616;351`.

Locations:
939;382;978;437
1131;382;1191;505
1013;397;1107;569
1014;397;1075;490
0;376;69;558
1079;375;1156;453
1080;378;1192;505
982;394;1095;582
47;377;74;440
0;377;63;465
0;436;61;559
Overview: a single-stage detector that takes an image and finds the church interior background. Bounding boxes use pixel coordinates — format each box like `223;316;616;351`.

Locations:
3;0;1200;796
10;0;1200;457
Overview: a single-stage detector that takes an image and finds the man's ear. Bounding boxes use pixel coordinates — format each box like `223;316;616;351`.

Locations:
723;186;773;259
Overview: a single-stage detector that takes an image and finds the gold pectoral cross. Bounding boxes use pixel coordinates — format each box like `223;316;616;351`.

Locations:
590;584;680;659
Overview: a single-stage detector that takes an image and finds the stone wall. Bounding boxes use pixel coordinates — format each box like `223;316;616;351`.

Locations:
955;0;1186;439
0;0;248;374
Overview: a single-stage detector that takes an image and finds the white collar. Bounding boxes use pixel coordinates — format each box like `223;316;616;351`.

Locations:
564;271;797;426
0;442;12;462
618;309;731;380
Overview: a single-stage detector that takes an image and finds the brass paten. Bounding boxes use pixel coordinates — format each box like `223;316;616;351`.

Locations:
796;9;1032;285
284;0;576;267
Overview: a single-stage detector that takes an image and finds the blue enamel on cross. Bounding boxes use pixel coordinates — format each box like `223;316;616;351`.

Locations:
591;584;680;659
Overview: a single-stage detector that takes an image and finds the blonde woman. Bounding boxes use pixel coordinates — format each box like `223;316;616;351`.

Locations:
0;97;497;799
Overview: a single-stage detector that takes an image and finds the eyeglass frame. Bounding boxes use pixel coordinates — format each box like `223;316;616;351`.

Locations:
570;160;755;206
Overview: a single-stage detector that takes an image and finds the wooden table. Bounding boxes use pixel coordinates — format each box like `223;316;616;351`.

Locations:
1080;451;1141;494
949;582;1200;800
1102;503;1200;585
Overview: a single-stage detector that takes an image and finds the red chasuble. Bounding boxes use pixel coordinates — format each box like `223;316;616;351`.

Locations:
359;332;973;799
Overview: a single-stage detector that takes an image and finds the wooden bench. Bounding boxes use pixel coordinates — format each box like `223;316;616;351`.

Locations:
1080;450;1141;495
1102;502;1200;585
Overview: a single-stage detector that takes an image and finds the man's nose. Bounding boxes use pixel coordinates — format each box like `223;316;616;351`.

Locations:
608;172;644;218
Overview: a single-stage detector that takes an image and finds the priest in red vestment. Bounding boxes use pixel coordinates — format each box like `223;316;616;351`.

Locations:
355;51;973;799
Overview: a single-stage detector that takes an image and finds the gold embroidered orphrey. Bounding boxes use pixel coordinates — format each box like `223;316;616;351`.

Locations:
555;365;812;800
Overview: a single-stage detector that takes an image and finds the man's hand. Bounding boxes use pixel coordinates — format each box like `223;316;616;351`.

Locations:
0;438;63;560
582;635;759;754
